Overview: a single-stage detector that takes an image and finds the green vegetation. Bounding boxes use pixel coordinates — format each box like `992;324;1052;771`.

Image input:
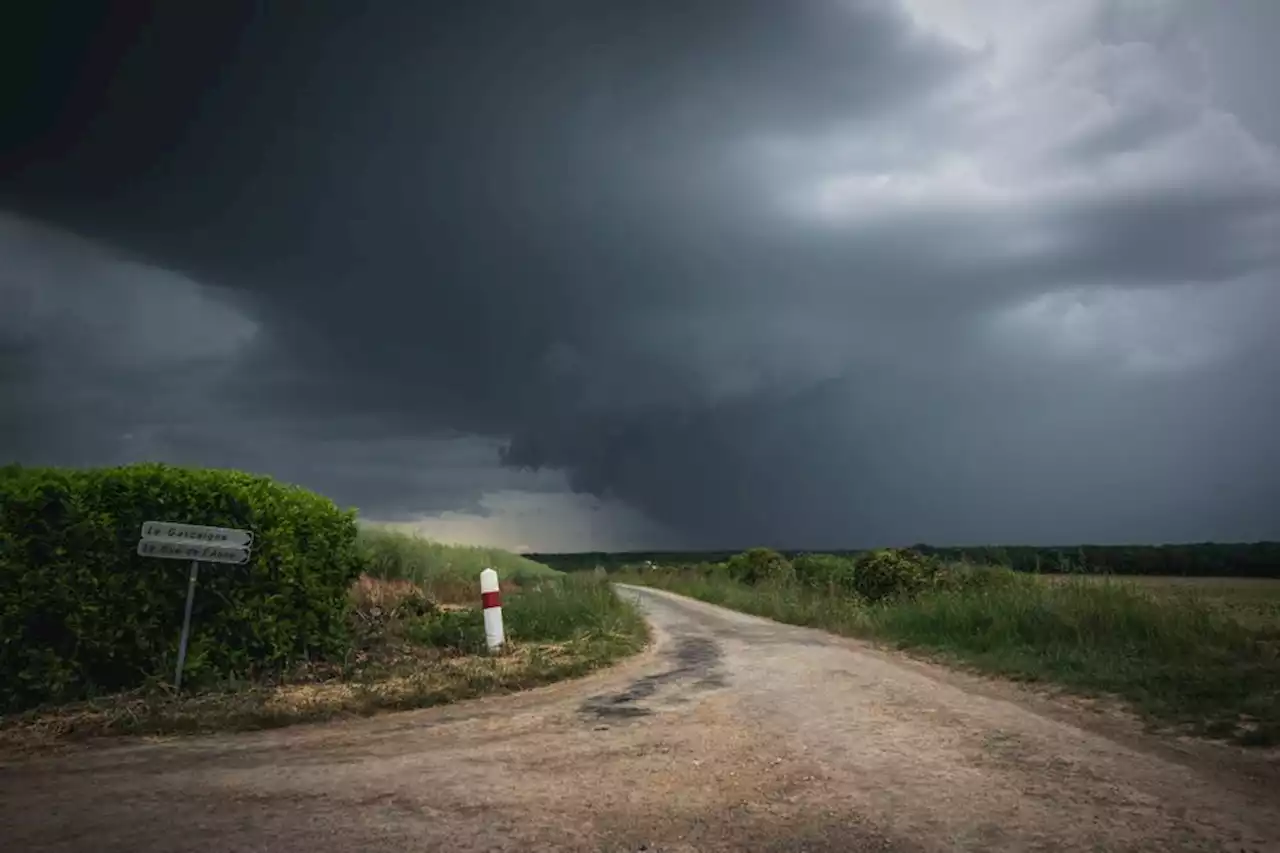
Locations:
406;572;646;654
534;541;1280;578
1079;575;1280;631
724;546;796;585
618;549;1280;746
792;553;857;592
0;467;645;743
2;572;645;744
847;548;937;602
356;525;558;602
0;463;361;712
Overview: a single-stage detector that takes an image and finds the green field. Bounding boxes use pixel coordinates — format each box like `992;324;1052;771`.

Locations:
616;555;1280;746
1054;574;1280;630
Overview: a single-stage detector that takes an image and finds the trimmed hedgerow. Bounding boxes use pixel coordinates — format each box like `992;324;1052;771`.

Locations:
0;463;361;711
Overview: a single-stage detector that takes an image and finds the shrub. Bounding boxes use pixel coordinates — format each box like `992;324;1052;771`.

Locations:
725;548;795;585
793;553;857;592
0;463;362;711
850;548;938;602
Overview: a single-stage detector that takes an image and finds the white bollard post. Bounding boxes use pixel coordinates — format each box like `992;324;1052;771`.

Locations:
480;568;505;652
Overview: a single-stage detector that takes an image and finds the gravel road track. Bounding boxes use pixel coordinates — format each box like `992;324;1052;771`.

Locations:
3;584;1278;852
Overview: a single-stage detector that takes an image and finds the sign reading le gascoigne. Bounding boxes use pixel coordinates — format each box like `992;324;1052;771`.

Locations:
140;521;253;547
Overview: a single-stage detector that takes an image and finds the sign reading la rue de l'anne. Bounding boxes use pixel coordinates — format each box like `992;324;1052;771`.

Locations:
136;539;251;565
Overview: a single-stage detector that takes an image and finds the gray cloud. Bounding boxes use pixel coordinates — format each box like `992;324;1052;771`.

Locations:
0;215;566;521
2;0;1278;548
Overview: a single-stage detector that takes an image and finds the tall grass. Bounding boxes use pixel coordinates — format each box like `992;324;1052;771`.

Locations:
357;525;559;602
354;528;644;659
622;566;1280;745
506;573;646;643
872;576;1278;739
410;574;648;655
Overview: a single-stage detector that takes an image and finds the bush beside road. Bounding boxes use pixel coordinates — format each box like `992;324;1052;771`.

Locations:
0;463;362;711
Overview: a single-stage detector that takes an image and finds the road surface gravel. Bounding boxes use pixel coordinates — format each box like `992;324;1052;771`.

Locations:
3;584;1278;852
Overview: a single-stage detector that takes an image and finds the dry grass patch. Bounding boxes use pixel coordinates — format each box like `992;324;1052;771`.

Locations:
0;642;610;750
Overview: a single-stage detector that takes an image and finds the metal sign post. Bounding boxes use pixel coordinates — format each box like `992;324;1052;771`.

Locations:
175;560;200;691
137;522;253;692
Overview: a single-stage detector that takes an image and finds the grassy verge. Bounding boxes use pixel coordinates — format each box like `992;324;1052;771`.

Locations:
356;524;560;602
1;549;645;748
619;566;1280;746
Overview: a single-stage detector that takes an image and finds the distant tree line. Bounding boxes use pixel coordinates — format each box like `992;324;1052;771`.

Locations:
907;542;1280;578
531;542;1280;578
531;551;743;572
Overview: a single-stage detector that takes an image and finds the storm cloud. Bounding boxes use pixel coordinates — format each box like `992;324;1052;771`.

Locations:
3;0;1278;549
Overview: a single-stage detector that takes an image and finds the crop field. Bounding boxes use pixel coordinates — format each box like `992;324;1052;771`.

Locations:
1055;574;1280;630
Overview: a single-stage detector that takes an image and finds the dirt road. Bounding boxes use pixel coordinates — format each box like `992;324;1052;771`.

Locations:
4;585;1279;852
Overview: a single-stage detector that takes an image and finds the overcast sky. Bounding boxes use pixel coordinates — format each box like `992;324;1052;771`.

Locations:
2;1;1277;551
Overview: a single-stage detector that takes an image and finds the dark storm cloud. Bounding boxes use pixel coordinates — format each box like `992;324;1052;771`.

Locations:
3;0;1278;547
0;214;566;518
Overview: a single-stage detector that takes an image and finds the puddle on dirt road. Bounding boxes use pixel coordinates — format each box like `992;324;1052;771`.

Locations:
579;634;727;721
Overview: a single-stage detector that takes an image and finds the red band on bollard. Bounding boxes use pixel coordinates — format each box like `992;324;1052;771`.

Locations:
481;590;501;609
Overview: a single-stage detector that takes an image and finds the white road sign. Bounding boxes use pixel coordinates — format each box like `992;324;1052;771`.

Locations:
137;539;251;564
140;521;253;547
137;521;255;689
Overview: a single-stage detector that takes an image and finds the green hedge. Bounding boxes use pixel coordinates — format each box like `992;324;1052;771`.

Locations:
0;463;362;711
